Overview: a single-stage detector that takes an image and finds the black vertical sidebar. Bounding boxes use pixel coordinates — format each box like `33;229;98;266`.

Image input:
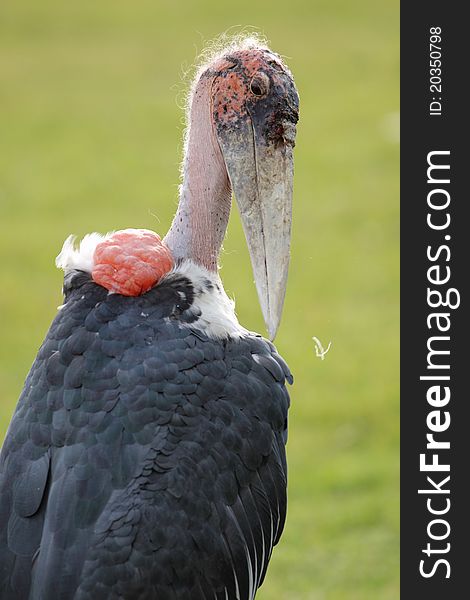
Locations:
401;3;467;599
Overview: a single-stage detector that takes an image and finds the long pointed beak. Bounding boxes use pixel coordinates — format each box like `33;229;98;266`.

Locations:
217;117;296;340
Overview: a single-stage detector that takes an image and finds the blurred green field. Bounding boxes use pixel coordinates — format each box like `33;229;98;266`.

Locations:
0;1;399;598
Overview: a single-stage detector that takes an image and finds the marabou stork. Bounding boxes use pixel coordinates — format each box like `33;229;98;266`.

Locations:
0;39;299;600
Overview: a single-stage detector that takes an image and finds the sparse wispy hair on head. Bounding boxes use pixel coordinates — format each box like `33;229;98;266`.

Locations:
177;30;270;180
183;29;269;114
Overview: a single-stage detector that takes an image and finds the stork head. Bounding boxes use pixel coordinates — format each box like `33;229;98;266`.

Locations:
205;45;299;340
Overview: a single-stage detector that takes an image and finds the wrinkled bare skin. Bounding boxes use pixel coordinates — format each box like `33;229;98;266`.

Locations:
164;45;299;339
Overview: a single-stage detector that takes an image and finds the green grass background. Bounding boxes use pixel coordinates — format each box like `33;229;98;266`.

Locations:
0;1;399;598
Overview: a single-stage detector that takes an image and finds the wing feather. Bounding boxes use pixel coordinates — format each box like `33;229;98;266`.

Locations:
0;271;291;599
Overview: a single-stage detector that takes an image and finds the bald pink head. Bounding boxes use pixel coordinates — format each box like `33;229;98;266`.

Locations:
92;229;174;296
209;48;296;134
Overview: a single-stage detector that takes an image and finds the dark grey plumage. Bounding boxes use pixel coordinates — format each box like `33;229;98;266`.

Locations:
0;269;292;599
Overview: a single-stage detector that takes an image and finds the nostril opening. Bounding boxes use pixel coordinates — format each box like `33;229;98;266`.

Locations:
267;59;283;73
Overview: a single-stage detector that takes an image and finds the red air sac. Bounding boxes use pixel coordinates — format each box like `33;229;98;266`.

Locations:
92;229;174;296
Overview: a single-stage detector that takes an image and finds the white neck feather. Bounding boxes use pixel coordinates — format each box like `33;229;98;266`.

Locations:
55;233;110;274
167;260;247;339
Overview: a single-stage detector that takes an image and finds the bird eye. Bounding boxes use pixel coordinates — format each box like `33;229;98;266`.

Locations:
250;72;270;97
